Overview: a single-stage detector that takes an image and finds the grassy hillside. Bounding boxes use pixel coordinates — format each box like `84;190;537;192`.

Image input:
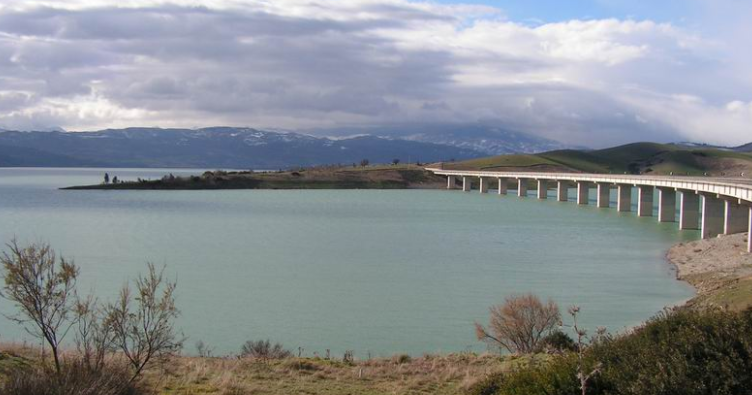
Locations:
444;142;752;176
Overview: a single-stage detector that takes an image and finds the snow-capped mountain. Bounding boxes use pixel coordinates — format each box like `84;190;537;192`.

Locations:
0;127;483;168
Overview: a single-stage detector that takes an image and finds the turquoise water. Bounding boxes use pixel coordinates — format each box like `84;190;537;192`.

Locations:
0;168;695;357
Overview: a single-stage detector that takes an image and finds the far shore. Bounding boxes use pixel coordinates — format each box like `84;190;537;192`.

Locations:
60;165;447;190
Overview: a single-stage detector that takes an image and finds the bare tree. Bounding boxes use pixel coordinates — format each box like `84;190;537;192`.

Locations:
105;263;183;383
0;240;79;375
475;293;561;354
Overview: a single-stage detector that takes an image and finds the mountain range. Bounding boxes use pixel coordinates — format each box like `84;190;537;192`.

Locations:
0;125;568;168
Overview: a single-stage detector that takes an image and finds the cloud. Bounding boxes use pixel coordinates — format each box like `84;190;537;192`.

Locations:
0;0;749;146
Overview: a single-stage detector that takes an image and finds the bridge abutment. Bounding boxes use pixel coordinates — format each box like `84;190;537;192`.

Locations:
679;191;700;229
658;187;676;222
638;186;654;217
702;195;724;239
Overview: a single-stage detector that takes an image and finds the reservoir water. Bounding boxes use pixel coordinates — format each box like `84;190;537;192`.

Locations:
0;168;695;356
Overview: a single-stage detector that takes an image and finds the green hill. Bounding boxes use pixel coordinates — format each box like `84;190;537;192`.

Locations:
443;142;752;176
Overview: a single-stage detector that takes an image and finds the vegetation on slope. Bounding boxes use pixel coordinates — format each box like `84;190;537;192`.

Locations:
470;308;752;395
444;142;752;176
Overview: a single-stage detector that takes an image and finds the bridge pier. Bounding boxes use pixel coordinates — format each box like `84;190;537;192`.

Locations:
679;191;700;230
617;184;632;212
596;183;610;208
658;187;676;222
497;178;508;195
537;180;548;199
557;181;569;202
724;200;750;235
701;195;724;239
638;186;654;217
447;176;457;190
577;182;590;205
431;169;752;253
517;179;528;197
479;177;490;193
462;176;471;192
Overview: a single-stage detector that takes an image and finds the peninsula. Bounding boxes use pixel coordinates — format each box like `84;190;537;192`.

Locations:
63;165;446;190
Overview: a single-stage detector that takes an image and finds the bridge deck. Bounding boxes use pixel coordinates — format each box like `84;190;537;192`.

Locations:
426;168;752;204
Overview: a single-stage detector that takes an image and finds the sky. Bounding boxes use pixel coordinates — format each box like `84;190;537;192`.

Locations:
0;0;750;147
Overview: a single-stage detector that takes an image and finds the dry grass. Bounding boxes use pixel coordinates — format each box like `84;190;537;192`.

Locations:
147;353;550;395
2;342;548;395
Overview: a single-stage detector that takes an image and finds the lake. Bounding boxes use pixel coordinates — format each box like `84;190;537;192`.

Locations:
0;168;695;357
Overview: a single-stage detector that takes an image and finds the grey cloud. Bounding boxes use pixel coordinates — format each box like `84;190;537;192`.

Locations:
0;1;748;146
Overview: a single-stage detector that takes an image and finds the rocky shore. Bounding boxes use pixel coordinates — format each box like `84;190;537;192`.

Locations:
667;233;752;311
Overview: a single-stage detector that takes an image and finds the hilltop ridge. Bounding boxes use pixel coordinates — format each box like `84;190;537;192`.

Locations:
443;142;752;176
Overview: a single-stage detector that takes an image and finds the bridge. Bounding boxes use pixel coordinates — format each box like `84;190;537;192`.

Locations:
425;168;752;253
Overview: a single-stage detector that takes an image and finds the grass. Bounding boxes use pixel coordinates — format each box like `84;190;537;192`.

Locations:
684;273;752;312
0;342;552;395
150;353;552;395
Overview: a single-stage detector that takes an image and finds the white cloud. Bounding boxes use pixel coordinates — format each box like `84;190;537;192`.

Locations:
0;0;749;146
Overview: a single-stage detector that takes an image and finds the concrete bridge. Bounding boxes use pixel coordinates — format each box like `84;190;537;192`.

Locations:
426;168;752;253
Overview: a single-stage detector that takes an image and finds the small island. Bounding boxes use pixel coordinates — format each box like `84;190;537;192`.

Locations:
62;164;447;190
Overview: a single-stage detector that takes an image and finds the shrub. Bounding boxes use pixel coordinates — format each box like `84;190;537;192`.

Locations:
590;308;752;395
240;340;291;360
535;330;577;354
392;354;412;364
473;308;752;395
466;371;505;395
0;359;148;395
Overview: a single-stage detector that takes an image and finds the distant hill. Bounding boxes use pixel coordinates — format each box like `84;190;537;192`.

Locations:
734;142;752;153
309;123;571;155
0;127;484;168
444;142;752;176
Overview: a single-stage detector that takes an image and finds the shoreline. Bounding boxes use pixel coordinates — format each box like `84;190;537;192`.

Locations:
667;232;752;311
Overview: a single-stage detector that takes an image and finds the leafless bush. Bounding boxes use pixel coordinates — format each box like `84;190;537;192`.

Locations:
105;263;183;382
563;306;603;395
195;340;215;358
0;240;79;375
75;295;115;373
475;293;561;354
240;340;291;360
